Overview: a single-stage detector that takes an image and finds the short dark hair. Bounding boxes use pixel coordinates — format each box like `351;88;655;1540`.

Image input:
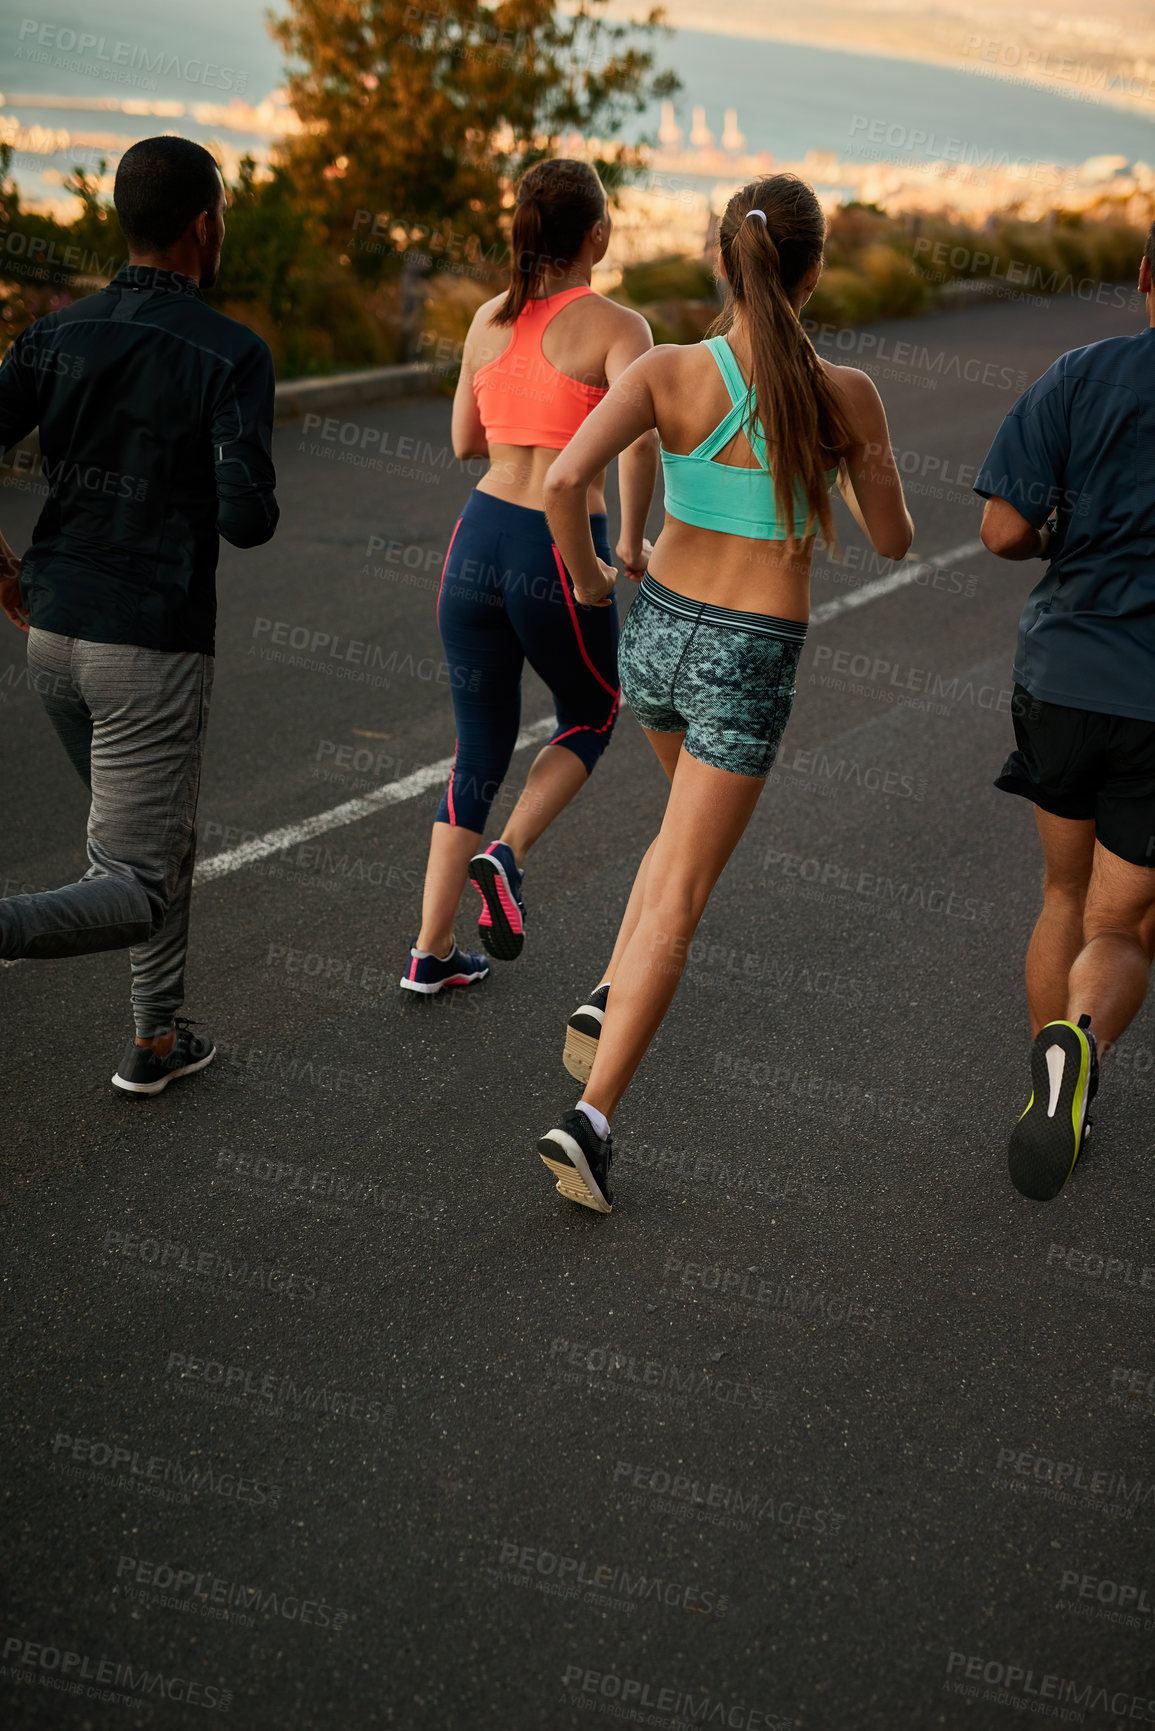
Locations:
114;136;223;250
1146;220;1155;275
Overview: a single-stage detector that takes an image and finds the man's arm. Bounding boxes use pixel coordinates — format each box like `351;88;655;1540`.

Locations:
0;328;42;630
974;363;1068;563
980;497;1052;561
212;339;279;548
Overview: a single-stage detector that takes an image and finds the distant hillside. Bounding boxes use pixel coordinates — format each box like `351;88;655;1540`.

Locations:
592;0;1155;118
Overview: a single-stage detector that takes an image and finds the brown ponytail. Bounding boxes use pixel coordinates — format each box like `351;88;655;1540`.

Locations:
494;159;607;326
710;174;856;550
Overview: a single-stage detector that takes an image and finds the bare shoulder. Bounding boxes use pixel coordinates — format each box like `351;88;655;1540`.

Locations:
645;339;724;387
464;292;514;365
819;361;889;432
608;340;691;391
469;291;510;335
597;296;653;341
820;360;882;405
648;339;713;373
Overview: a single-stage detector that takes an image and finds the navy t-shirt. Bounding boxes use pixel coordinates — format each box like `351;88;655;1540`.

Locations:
974;326;1155;722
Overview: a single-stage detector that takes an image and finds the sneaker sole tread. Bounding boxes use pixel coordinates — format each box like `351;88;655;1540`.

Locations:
469;855;524;960
1008;1023;1090;1201
537;1130;612;1214
562;1023;600;1083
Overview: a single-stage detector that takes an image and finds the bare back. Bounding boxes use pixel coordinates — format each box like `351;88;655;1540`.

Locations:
645;332;892;619
454;286;652;515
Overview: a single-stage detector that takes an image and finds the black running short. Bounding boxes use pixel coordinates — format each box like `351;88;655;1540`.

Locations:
995;683;1155;867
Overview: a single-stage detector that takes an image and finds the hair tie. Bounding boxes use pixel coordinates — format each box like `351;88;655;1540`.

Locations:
744;209;767;225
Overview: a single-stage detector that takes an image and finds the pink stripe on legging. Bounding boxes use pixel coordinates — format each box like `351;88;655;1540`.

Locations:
551;544;619;697
551;688;620;750
436;515;464;629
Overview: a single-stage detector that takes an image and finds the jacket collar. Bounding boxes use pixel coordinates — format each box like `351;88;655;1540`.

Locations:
111;264;204;299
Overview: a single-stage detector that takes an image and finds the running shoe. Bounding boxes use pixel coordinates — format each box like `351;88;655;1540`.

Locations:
112;1018;216;1096
1008;1014;1099;1201
538;1108;614;1214
400;941;489;995
563;982;610;1082
468;840;526;960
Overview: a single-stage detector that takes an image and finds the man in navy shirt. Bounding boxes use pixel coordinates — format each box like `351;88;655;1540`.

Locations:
0;136;278;1094
975;225;1155;1201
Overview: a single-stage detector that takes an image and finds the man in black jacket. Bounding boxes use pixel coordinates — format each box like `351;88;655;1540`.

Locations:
0;135;278;1094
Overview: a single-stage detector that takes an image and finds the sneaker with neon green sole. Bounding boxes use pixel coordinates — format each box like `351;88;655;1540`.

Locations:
1008;1014;1098;1201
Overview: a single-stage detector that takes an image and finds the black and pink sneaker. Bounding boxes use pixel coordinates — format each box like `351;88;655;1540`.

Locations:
399;941;489;995
469;841;527;960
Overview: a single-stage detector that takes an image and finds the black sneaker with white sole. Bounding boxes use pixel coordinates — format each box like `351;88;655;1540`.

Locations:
1008;1014;1099;1201
563;982;609;1083
537;1108;614;1214
112;1018;216;1096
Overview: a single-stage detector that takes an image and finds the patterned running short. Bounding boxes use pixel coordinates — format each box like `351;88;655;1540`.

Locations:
618;571;805;777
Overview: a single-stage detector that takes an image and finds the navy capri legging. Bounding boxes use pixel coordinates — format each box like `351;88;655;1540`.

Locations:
434;488;620;832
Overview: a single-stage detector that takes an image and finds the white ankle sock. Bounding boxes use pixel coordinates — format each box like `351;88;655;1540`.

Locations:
413;943;455;962
576;1100;610;1142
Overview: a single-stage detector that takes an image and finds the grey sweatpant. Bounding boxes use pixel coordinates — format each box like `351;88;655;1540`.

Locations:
0;629;213;1037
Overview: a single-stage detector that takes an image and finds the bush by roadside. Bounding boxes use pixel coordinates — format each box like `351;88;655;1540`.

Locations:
1;147;1148;385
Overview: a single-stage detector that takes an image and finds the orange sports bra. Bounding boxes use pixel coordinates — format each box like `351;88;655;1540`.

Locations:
472;284;608;449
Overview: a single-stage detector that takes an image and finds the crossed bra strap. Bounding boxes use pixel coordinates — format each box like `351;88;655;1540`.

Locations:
690;338;769;466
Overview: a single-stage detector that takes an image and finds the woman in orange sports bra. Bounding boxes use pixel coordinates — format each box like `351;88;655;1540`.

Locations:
401;159;657;997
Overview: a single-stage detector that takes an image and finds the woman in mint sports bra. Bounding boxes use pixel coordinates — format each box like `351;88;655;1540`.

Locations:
535;174;915;1214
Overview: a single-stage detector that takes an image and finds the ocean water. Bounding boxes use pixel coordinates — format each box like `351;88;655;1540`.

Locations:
645;31;1154;166
1;2;1150;205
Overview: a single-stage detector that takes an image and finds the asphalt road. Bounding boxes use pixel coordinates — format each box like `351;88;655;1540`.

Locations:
3;292;1155;1731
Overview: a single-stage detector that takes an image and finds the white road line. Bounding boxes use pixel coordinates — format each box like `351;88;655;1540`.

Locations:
194;717;556;884
808;537;985;626
194;536;988;886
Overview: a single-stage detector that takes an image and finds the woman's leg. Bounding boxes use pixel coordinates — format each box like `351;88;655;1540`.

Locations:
501;523;620;866
498;742;589;867
416;821;483;957
582;736;766;1120
593;730;683;986
414;500;523;957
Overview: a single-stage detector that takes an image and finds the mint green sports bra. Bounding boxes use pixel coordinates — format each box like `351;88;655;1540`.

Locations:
660;336;836;540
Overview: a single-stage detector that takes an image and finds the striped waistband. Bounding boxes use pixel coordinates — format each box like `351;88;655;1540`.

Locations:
637;571;808;643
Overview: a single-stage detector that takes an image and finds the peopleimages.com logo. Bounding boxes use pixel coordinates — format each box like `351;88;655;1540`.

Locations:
17;17;249;91
945;1650;1155;1722
2;1634;231;1712
994;1445;1154;1514
494;1542;729;1617
561;1661;793;1729
613;1459;847;1535
49;1432;282;1508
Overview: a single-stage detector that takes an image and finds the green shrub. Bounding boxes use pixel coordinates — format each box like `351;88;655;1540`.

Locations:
857;244;929;316
618;255;718;303
806;267;880;327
